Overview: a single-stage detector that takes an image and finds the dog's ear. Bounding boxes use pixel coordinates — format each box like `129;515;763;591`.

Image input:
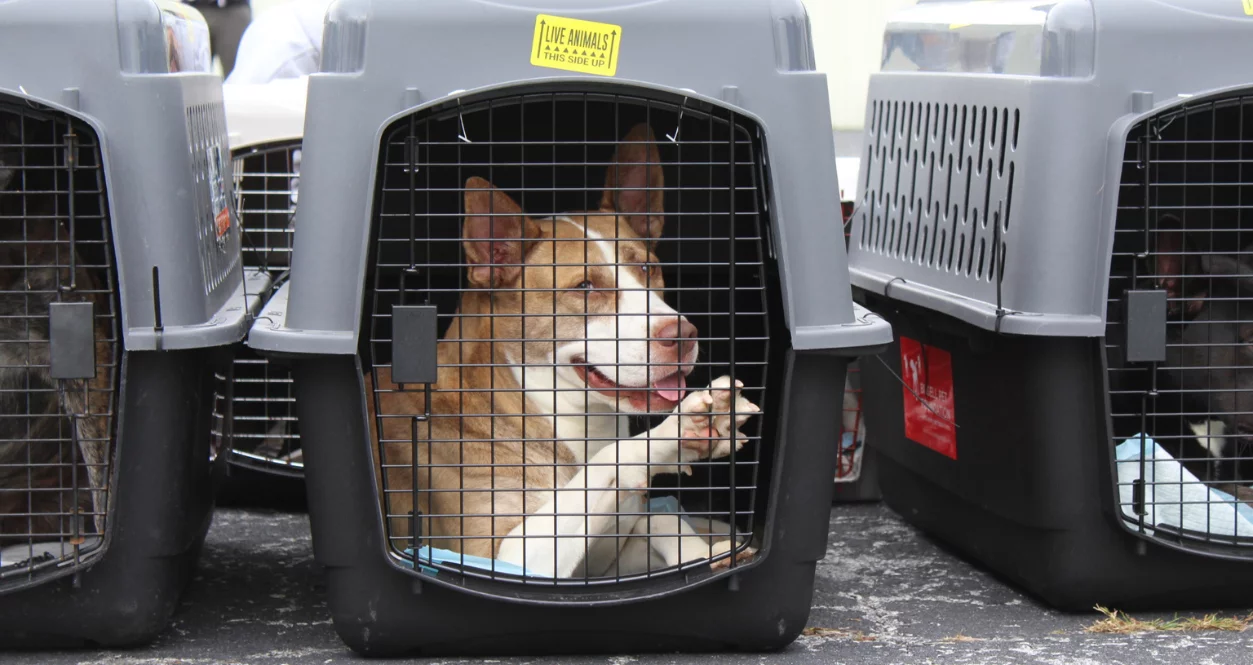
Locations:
463;177;539;287
1154;219;1206;317
600;123;664;244
1153;227;1186;297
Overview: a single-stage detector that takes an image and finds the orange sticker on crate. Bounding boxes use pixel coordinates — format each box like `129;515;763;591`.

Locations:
900;337;957;459
214;207;230;239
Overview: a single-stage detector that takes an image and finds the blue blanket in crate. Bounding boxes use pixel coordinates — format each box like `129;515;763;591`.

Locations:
401;496;692;578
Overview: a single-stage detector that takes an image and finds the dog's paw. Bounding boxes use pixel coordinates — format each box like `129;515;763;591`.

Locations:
708;539;757;572
675;389;716;441
692;376;760;459
674;377;759;460
708;375;759;432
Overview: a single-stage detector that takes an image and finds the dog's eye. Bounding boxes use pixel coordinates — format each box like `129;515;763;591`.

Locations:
575;280;594;290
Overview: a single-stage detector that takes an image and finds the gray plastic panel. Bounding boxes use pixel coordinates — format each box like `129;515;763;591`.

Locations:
250;0;877;355
0;0;254;350
129;269;271;351
882;0;1096;77
249;281;353;354
794;303;894;354
849;0;1253;336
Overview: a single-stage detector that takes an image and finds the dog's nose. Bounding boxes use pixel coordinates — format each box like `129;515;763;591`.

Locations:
654;319;698;357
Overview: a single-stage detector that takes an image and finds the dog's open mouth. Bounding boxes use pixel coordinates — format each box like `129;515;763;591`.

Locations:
573;360;688;411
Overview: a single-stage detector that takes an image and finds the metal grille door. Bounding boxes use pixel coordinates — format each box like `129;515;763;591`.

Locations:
1107;90;1253;556
365;88;778;586
0;97;120;588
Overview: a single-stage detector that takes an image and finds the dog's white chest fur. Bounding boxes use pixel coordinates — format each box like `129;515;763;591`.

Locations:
509;361;629;463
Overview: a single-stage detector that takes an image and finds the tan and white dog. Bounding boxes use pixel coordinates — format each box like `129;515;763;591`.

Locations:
369;124;760;578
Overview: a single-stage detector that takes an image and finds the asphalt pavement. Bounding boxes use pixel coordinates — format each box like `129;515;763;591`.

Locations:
8;500;1253;665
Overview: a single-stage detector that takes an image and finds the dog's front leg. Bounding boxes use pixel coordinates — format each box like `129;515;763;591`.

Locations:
645;376;761;571
633;513;720;569
496;440;664;578
496;378;760;578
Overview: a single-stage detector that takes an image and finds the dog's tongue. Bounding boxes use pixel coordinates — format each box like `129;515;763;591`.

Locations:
652;372;687;403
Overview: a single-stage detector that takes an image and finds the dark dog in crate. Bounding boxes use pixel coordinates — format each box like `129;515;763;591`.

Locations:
368;124;761;579
0;125;113;546
1149;219;1253;485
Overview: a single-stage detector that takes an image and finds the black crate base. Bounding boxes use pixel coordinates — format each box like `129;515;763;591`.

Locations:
832;446;881;503
858;292;1253;612
218;463;307;512
0;351;224;647
293;351;853;657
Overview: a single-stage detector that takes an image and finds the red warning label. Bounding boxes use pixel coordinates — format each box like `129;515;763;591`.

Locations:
900;337;957;460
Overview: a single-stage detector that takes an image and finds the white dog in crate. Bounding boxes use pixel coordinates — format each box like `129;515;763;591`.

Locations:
369;124;761;579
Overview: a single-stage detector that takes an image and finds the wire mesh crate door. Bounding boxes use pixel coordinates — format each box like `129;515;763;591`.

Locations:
228;142;302;473
228;351;301;472
0;98;119;586
364;89;776;587
1106;91;1253;554
234;142;299;272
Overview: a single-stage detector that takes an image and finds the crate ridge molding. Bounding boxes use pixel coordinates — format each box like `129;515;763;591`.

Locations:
247;0;889;357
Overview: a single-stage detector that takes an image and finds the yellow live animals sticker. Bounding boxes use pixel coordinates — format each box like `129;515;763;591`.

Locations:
1245;0;1253;16
531;14;621;77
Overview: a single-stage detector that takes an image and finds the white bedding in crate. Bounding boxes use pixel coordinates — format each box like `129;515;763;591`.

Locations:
0;536;103;573
1116;434;1253;539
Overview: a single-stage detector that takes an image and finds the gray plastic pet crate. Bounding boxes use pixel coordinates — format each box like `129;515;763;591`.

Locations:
248;0;891;655
0;0;267;646
848;0;1253;610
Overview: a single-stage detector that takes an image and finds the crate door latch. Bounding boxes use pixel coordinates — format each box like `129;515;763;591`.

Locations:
392;305;439;386
1122;290;1167;364
392;305;438;552
49;301;96;380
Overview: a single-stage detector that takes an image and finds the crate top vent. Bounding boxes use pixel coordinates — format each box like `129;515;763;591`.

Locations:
0;0;269;351
847;0;1253;337
247;0;891;357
